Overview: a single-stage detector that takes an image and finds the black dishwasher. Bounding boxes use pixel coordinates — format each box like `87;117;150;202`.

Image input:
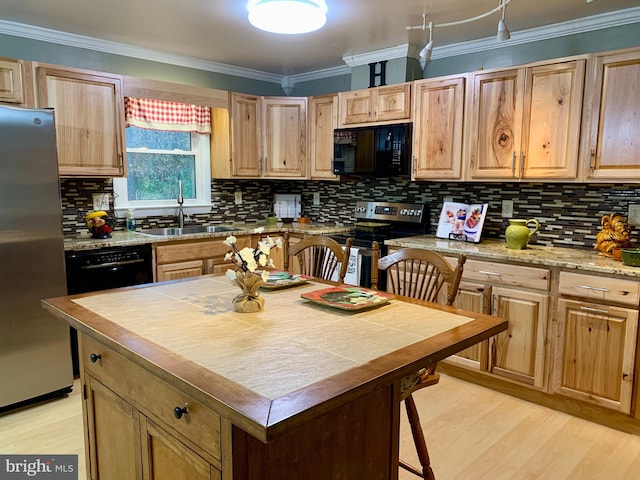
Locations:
65;244;153;374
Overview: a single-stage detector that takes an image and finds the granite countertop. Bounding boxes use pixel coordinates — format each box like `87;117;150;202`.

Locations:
64;222;352;251
385;235;640;279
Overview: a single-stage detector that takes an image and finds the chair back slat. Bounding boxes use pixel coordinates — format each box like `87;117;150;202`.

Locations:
284;233;353;283
371;244;466;306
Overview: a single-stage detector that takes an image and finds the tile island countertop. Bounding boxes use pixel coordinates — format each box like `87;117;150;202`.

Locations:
64;222;352;251
385;236;640;278
42;275;507;479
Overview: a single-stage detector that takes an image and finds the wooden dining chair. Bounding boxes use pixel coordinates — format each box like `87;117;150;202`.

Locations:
283;233;353;283
371;242;466;480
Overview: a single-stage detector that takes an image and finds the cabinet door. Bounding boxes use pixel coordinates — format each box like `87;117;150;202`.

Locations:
554;299;638;413
84;375;140;480
308;94;338;179
230;93;261;177
521;60;584;179
338;89;374;125
489;287;549;388
262;97;307;177
583;48;640;181
157;260;204;282
36;66;125;177
0;57;24;104
467;68;524;179
140;416;220;480
375;83;412;122
412;76;465;180
446;281;490;370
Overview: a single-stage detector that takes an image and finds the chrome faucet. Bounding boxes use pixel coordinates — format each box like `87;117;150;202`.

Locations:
177;180;184;228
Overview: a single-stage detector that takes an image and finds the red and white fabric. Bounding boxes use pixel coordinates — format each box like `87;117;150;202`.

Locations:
125;97;211;134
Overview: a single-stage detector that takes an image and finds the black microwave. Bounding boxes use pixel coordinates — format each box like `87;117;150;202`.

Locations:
333;123;412;176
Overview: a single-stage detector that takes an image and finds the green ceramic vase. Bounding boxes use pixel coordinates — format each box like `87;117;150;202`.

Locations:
505;219;540;249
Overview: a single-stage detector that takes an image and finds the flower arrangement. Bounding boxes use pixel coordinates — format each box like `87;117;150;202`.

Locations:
224;227;281;312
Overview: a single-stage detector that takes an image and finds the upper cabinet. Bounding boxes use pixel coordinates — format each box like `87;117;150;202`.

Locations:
338;83;411;127
412;75;466;180
308;94;339;180
581;47;640;182
228;93;307;179
466;58;585;181
35;64;126;177
0;57;34;106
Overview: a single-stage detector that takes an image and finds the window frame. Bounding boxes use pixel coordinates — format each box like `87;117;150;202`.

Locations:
113;129;211;217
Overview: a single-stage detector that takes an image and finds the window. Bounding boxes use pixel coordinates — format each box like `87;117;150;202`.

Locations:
113;98;212;216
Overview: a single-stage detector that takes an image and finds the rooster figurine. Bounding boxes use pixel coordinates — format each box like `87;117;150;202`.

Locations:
595;213;631;256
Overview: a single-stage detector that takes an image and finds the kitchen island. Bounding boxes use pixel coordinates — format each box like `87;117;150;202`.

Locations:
43;275;507;480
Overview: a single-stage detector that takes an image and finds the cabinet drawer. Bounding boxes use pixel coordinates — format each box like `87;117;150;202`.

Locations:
156;235;252;264
81;334;221;461
462;259;550;291
559;271;640;306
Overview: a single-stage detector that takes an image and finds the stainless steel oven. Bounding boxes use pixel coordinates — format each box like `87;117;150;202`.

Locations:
331;201;430;288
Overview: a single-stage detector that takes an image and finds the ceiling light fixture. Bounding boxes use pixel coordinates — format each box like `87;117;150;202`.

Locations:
407;0;514;63
247;0;328;35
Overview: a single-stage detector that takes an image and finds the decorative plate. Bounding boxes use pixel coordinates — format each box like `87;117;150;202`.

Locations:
301;286;394;311
260;271;313;290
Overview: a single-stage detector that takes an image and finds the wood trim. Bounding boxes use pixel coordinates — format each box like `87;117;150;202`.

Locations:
122;75;229;108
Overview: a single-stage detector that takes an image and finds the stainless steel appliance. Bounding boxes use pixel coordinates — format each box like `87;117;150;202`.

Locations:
333;123;412;176
0;105;73;410
330;201;430;288
65;244;153;374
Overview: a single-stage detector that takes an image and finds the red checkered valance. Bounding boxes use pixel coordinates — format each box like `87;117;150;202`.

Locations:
125;97;211;134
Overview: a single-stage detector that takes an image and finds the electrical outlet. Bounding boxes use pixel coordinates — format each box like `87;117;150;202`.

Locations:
234;191;242;205
501;200;514;218
628;204;640;226
313;192;320;205
92;193;109;211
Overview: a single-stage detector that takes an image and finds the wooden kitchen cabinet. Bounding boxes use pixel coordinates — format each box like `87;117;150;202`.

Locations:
155;235;254;282
35;64;125;177
308;94;339;180
581;47;640;181
553;271;639;413
229;93;307;178
0;57;35;106
466;58;585;181
338;82;411;127
412;75;466;180
80;334;224;480
443;258;550;388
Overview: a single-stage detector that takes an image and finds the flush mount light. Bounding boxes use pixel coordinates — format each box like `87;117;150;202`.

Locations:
247;0;328;35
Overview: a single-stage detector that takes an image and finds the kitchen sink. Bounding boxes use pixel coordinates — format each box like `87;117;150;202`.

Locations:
136;225;236;237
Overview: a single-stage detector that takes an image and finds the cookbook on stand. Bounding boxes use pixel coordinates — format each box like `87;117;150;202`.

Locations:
436;202;488;243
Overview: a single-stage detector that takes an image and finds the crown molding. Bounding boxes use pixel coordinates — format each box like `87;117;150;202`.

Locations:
1;6;639;85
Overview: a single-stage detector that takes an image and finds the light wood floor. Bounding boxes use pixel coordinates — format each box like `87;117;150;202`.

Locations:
2;375;640;480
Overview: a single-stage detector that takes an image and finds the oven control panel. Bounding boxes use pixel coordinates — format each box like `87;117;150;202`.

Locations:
354;201;427;223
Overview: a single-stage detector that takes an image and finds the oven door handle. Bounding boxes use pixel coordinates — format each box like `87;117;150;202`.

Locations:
80;258;146;270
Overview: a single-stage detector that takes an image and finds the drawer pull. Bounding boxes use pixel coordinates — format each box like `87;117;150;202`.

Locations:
579;285;609;293
89;353;102;363
478;270;501;276
173;404;189;419
579;306;609;315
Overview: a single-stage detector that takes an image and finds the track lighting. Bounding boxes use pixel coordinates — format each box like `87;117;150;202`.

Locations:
406;0;514;60
497;0;511;42
247;0;328;35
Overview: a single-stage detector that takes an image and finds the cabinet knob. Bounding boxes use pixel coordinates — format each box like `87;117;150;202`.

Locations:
173;405;189;419
89;353;102;363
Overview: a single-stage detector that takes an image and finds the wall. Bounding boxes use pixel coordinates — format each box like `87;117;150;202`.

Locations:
62;178;640;252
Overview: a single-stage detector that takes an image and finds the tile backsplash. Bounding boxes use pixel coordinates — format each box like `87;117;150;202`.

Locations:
61;177;640;251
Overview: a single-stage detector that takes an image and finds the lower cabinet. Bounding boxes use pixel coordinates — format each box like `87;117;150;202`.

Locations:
155;235;254;282
552;272;639;413
80;334;224;480
444;258;550;389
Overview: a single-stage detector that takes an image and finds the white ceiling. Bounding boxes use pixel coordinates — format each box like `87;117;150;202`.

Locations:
0;0;639;79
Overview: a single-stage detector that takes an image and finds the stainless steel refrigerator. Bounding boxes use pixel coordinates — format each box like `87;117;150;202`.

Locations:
0;105;73;409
